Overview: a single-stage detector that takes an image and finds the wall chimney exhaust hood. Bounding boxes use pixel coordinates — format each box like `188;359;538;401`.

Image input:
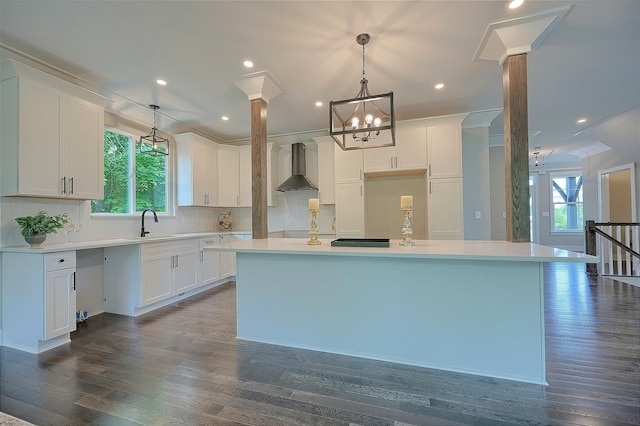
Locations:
276;143;318;192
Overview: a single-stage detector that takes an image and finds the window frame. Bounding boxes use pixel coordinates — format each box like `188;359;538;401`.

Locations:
549;170;584;235
91;125;173;218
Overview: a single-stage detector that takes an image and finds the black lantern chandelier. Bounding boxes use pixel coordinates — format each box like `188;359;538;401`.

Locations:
139;104;169;156
330;33;395;151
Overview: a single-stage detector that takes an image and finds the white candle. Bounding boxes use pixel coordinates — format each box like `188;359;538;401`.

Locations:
400;195;413;209
309;198;319;210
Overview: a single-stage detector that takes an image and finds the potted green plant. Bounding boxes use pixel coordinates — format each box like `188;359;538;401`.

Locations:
15;210;70;247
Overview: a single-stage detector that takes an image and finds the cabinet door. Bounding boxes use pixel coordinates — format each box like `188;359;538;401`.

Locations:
363;146;394;173
239;148;252;207
174;250;199;294
315;138;335;204
428;178;463;240
17;79;63;197
219;234;236;279
334;143;363;183
396;127;427;171
335;182;365;238
44;269;76;340
427;124;462;179
217;149;240;206
200;237;221;285
140;254;173;306
64;96;104;199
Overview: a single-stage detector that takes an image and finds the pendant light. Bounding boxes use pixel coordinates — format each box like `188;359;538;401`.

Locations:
139;104;169;156
329;33;395;151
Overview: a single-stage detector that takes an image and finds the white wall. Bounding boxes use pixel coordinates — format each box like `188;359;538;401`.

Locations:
581;106;640;222
489;147;507;240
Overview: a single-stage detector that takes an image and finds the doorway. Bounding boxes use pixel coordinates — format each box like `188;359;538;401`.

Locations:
598;163;636;223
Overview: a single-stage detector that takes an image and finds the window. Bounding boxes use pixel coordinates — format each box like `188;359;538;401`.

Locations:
91;128;168;214
550;172;583;232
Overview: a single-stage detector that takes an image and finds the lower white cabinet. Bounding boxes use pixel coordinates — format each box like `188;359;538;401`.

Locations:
199;236;221;285
428;177;464;239
335;182;365;238
104;239;199;316
219;234;236;279
1;251;76;353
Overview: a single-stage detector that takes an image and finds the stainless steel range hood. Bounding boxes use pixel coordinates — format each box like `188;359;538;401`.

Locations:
276;143;318;192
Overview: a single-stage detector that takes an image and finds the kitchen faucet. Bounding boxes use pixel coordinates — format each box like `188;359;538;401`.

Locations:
140;208;158;237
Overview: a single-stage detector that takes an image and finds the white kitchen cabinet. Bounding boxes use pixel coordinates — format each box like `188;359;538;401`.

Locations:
200;236;221;285
335;182;365;238
428;177;464;240
176;132;218;206
219;233;236;279
426;122;464;239
334;143;364;183
239;149;252;206
216;149;241;206
364;127;427;175
216;144;277;207
140;240;199;306
1;251;76;353
313;137;336;204
427;124;462;179
104;239;200;316
0;60;106;199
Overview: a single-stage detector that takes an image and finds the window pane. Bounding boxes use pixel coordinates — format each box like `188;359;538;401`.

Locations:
135;145;167;212
551;173;584;231
91;130;131;213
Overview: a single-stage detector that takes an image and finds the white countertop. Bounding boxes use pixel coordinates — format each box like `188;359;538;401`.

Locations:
0;231;251;253
205;238;598;263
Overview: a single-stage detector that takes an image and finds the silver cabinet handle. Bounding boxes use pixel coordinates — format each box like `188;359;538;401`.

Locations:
175;254;179;268
390;157;394;169
62;176;67;194
72;271;76;291
70;177;74;194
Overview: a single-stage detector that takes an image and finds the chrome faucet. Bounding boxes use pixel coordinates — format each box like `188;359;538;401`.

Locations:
140;208;158;237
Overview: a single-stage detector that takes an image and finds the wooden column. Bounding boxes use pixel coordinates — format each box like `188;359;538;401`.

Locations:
251;98;268;239
503;54;531;242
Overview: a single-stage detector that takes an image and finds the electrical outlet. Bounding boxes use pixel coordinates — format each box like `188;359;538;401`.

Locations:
502;211;507;219
475;211;481;219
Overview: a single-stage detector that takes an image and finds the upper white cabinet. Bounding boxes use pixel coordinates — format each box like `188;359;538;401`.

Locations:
216;144;278;207
176;132;218;207
313;137;335;204
0;60;107;199
364;127;427;175
217;148;241;207
427;124;462;179
334;142;364;183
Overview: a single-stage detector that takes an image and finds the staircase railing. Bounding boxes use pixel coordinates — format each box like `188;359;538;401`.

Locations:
585;220;640;276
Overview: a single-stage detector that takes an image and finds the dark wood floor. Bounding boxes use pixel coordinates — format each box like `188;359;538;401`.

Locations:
1;263;639;425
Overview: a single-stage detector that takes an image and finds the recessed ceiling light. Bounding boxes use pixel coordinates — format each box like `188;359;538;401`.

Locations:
509;0;524;9
243;60;254;68
435;83;445;90
315;101;323;107
156;79;167;86
577;118;587;124
221;116;229;121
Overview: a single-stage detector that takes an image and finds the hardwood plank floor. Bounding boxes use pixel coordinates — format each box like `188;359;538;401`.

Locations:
1;262;638;425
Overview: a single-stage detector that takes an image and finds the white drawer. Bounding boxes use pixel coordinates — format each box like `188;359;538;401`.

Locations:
45;251;76;271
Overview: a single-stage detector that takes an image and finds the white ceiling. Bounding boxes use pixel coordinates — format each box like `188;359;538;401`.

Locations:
1;1;638;164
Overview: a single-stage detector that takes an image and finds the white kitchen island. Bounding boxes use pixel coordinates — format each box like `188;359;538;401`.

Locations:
205;238;597;385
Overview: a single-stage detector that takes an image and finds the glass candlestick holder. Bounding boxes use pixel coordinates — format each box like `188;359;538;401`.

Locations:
307;209;321;245
400;208;415;247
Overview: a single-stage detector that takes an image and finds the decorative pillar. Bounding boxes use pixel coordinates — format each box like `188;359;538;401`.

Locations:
503;54;530;242
251;98;268;239
473;6;573;242
233;71;284;239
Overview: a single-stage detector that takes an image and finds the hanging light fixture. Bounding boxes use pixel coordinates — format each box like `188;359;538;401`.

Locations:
330;33;395;151
139;104;169;156
529;150;544;167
